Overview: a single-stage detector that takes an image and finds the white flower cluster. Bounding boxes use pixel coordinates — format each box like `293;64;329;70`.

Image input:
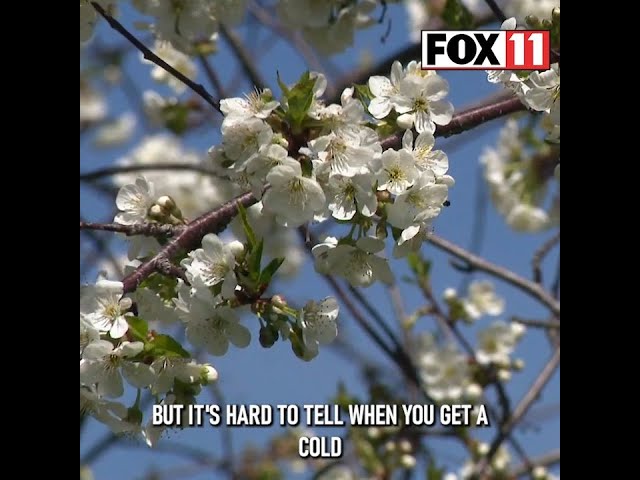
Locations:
82;172;342;439
80;275;219;446
81;0;389;56
488;18;560;142
480;119;560;232
277;0;378;55
208;64;453;287
460;280;505;321
414;333;481;403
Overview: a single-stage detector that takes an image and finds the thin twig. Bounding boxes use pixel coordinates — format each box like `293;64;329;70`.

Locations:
121;190;259;293
198;55;227;100
80;221;182;237
512;449;560;478
481;347;560;469
483;0;507;22
428;234;560;317
80;163;228;182
90;2;221;113
532;232;560;284
511;316;560;330
219;24;267;91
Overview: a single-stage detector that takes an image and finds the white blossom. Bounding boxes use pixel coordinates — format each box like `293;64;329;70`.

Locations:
462;281;505;320
80;340;154;398
368;61;405;119
401;129;449;176
176;280;251;356
326;173;377;220
80;277;132;339
114;176;155;225
476;321;526;367
262;163;326;227
298;297;339;355
221;88;279;121
394;74;454;133
377;148;420;195
313;236;394;287
387;171;447;245
181;233;238;299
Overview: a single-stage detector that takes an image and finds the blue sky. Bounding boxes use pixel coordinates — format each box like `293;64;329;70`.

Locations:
80;3;559;479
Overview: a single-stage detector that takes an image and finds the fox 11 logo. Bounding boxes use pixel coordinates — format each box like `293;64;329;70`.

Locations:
421;30;550;70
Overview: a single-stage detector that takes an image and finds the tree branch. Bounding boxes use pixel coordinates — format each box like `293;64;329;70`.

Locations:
80;221;182;237
512;449;560;478
481;347;560;470
427;234;560;317
219;24;267;91
532;232;560;284
79;163;228;182
121;190;259;293
90;2;222;113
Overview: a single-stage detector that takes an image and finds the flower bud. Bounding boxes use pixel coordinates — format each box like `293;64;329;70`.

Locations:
532;466;548;479
512;358;525;371
202;364;218;383
148;204;166;221
465;383;483;400
271;295;287;309
367;427;381;439
497;369;512;382
476;442;489;456
228;240;245;260
443;287;457;300
398;439;412;453
400;454;416;469
156;195;176;212
259;325;279;348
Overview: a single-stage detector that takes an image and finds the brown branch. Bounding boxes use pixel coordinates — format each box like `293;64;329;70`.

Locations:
510;316;560;330
198;55;227;99
481;347;560;470
427;234;560;317
512;449;560;478
380;95;527;151
80;163;228;182
532;232;560;284
90;2;221;113
327;13;496;102
121;190;258;293
80;221;182;237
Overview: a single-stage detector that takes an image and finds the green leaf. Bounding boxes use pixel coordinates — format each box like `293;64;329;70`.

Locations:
286;71;316;130
442;0;474;29
407;252;431;279
247;238;264;280
237;202;257;250
139;274;178;302
259;257;285;286
127;316;148;342
276;71;290;96
148;334;191;358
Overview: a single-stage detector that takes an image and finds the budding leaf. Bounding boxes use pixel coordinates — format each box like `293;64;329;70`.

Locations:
259;257;285;286
148;334;191;358
247;238;264;281
237;202;257;250
286;71;316;131
407;252;431;280
127;316;149;342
